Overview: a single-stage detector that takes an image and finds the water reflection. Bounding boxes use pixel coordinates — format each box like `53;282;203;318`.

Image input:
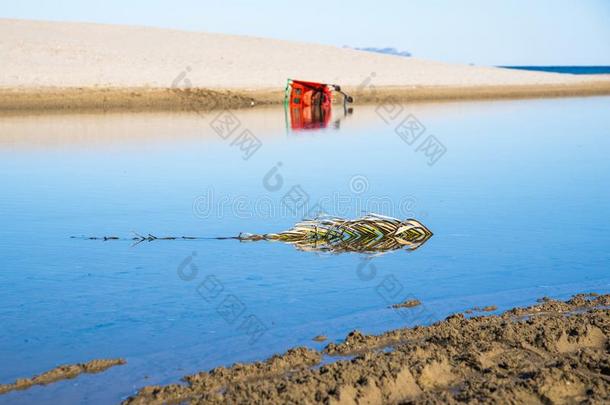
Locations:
286;104;353;131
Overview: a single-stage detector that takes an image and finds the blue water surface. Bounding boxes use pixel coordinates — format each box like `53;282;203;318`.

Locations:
501;65;610;75
0;96;609;403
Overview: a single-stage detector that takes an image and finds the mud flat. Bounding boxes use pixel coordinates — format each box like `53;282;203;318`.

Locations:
123;294;609;404
0;359;126;395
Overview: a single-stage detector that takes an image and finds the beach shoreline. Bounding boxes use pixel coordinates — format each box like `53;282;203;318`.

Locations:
123;293;609;404
2;81;610;114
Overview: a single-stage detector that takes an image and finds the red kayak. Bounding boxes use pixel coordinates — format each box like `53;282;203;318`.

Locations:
284;79;353;131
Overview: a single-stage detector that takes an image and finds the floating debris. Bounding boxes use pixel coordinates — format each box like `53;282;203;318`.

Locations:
240;214;433;254
71;233;205;246
74;214;432;254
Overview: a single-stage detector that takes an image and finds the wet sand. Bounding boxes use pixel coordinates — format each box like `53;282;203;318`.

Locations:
0;359;125;395
124;294;609;404
2;82;610;113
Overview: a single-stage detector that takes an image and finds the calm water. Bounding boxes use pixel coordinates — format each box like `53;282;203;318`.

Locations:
501;65;610;75
1;97;610;403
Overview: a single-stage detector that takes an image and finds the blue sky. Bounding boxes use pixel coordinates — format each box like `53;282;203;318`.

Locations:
2;0;609;65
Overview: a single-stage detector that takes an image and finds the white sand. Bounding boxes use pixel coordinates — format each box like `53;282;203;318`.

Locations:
1;18;608;90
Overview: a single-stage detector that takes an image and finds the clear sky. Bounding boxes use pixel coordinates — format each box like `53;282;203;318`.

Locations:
2;0;609;66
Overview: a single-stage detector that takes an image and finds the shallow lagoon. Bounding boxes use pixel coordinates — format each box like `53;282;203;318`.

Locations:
1;96;609;403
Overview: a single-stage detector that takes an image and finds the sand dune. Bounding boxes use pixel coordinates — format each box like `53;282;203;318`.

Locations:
1;19;609;111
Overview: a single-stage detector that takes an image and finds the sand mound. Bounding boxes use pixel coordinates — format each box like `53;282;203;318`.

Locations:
1;19;609;112
1;18;608;90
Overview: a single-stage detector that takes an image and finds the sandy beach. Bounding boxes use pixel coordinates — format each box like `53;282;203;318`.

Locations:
2;19;610;112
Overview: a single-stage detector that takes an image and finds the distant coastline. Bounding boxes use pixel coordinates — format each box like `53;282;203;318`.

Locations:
346;46;412;57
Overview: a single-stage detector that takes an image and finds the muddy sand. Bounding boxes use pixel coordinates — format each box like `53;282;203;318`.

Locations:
3;82;610;114
124;294;609;404
0;358;125;395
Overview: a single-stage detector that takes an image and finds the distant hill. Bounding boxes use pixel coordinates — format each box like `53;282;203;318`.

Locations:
347;46;412;57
